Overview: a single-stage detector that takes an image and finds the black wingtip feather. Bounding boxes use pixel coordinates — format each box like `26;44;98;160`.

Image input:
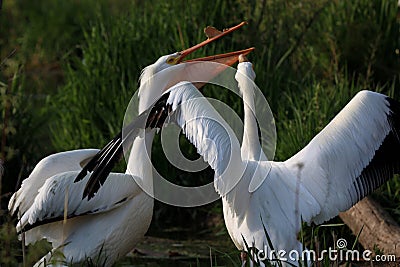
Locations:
351;96;400;202
83;145;123;200
79;90;174;200
81;134;123;199
74;136;120;183
74;132;123;199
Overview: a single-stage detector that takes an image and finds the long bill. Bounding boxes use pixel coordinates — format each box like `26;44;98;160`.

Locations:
180;47;255;89
176;21;248;63
142;21;253;93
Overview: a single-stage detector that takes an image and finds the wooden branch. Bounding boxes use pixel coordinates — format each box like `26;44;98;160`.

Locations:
339;196;400;257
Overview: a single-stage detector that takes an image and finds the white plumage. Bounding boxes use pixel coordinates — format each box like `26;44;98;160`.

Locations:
7;49;187;265
285;90;392;224
9;148;152;266
9;149;99;218
122;58;400;266
9;22;253;266
63;24;400;265
7;52;179;266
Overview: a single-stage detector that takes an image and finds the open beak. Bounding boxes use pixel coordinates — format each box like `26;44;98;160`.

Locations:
180;47;255;89
167;22;254;89
176;21;248;63
184;47;254;66
176;21;254;68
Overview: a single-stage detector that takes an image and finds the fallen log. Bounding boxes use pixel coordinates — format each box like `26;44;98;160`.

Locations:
339;196;400;257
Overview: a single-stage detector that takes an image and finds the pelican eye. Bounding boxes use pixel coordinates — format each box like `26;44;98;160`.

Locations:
166;56;178;65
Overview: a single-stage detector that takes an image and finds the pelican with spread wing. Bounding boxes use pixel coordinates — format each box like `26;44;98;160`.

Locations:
80;54;400;266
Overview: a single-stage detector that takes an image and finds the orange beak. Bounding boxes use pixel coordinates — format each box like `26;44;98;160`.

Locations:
176;21;249;63
184;47;255;66
167;22;254;89
178;48;255;89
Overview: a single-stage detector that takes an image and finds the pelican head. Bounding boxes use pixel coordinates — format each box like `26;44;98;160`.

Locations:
138;22;254;111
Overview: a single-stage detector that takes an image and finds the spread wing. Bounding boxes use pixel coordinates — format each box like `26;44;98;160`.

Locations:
78;81;245;198
17;170;142;233
285;91;400;224
9;149;99;216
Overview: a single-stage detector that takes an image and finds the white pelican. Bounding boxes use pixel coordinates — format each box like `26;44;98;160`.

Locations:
8;148;148;266
9;22;252;266
77;23;255;198
82;55;400;266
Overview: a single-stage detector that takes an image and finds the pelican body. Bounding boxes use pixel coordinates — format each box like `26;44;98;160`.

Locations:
9;22;252;266
82;55;400;266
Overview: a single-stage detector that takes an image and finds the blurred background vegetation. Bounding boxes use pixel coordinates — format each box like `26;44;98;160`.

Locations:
0;0;399;265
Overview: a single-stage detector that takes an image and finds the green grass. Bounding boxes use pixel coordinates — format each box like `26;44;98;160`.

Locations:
1;0;399;265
